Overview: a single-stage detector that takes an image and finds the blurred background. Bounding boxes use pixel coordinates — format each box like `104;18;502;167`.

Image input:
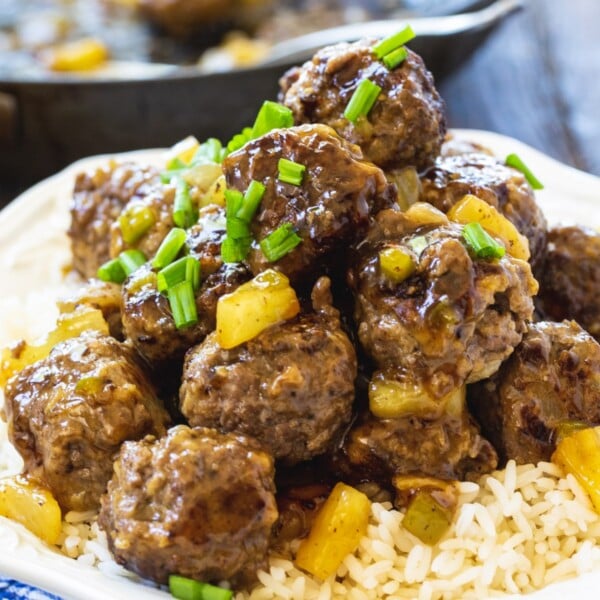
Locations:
0;0;598;206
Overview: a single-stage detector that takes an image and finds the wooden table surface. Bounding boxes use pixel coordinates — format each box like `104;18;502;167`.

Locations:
0;0;598;207
439;0;600;177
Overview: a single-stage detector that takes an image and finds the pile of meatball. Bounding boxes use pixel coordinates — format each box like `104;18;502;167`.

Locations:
4;37;600;590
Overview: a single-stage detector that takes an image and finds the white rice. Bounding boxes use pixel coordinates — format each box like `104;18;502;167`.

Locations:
1;223;600;598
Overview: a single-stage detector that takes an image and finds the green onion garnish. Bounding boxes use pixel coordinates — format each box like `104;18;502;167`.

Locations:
118;249;147;276
226;127;253;154
97;257;126;284
152;227;187;269
505;153;544;190
278;158;306;186
226;216;251;240
462;222;506;259
165;156;187;172
221;236;251;263
344;79;382;124
157;256;200;293
167;280;198;329
173;178;198;229
118;204;155;245
168;575;233;600
407;235;428;256
383;46;408;70
372;25;416;59
251;100;294;139
259;223;302;262
193;137;226;165
236;180;265;222
224;188;244;217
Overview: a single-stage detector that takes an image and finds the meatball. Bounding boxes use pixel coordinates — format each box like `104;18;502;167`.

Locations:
122;206;251;367
69;162;159;278
336;409;497;484
420;152;548;274
179;277;357;465
279;40;446;171
98;425;277;586
222;123;395;281
350;208;538;399
3;332;170;512
468;320;600;465
536;225;600;341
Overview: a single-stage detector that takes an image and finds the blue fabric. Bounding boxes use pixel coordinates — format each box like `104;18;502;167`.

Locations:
0;577;63;599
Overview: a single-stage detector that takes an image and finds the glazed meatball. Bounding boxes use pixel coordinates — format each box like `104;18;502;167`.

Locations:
180;277;357;465
222;123;395;281
279;40;446;171
350;208;538;400
337;408;497;484
420;152;548;274
122;206;251;367
98;425;277;586
469;320;600;465
69;162;160;278
536;226;600;340
3;332;170;511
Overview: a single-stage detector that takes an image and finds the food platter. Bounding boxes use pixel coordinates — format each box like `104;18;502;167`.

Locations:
0;129;599;600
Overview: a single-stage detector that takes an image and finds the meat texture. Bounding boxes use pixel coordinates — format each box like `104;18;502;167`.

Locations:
536;225;600;341
99;425;278;586
179;277;357;465
3;331;170;511
337;409;497;484
222;123;396;281
469;320;600;465
350;208;538;400
69;162;160;278
279;40;446;171
420;152;548;274
122;205;251;367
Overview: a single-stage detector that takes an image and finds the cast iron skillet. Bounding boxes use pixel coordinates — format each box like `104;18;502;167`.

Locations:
0;0;521;205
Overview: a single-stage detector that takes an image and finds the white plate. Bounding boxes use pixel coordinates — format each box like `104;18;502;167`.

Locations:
0;130;599;600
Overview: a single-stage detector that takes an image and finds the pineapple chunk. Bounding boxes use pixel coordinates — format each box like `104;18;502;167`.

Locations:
0;306;108;386
0;476;62;545
447;194;530;261
369;373;464;419
216;269;300;349
199;174;227;208
404;201;449;228
165;135;200;167
45;38;108;72
401;490;453;545
295;482;370;579
552;425;600;512
379;246;415;284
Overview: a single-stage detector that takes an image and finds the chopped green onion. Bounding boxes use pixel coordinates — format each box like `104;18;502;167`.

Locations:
167;280;198;329
97;257;126;284
226;216;251;240
119;249;147;276
505;153;544;190
383;46;408;70
152;227;187;269
193;137;226;165
278;158;306;186
173;178;198;229
237;180;266;222
226;127;253;154
165;156;187;171
168;575;233;600
259;223;302;262
221;236;252;263
462;222;506;259
372;25;416;59
251;100;294;138
157;256;200;293
224;188;244;217
407;235;429;256
118;204;155;244
344;79;382;124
